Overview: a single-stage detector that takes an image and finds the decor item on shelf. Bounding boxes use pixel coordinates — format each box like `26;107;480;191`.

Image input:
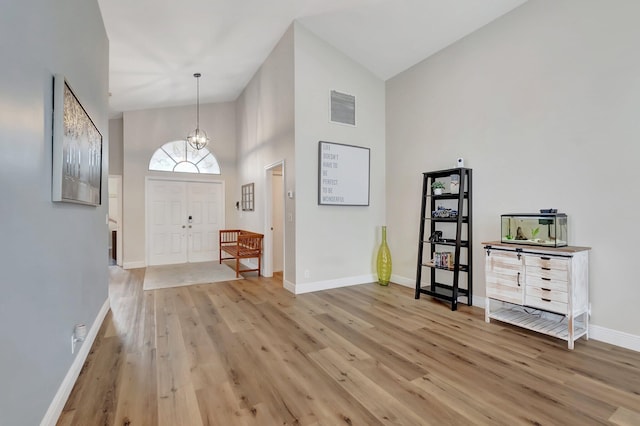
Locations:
432;206;458;218
450;174;460;194
428;231;442;243
186;73;210;150
432;181;445;195
434;251;454;269
376;226;392;286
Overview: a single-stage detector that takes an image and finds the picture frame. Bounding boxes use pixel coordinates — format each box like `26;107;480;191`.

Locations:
52;74;103;206
318;141;370;206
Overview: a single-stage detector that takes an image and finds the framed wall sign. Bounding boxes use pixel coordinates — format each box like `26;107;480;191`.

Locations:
52;74;103;206
318;141;370;206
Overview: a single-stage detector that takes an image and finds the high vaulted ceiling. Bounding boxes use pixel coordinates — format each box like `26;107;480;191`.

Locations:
98;0;527;116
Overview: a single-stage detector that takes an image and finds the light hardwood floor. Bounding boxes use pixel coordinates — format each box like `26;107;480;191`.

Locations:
57;267;640;425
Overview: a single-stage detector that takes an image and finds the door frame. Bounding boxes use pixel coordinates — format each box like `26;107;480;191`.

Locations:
145;176;226;266
263;160;285;278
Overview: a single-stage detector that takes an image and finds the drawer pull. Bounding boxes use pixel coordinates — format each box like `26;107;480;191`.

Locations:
541;288;551;292
541;267;551;271
541;298;551;302
542;277;551;281
540;256;551;260
517;272;521;287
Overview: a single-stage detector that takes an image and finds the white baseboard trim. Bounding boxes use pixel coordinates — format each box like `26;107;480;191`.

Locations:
391;274;414;288
283;279;296;294
391;274;485;308
40;298;110;426
473;296;486;309
292;274;376;294
590;324;640;352
123;260;146;269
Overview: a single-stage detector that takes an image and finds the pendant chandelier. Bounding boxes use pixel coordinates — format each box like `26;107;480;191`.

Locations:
186;72;210;150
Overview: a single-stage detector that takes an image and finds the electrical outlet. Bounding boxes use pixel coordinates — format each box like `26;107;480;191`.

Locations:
71;324;87;354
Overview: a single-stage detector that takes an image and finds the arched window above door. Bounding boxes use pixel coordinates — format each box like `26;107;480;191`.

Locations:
148;140;221;174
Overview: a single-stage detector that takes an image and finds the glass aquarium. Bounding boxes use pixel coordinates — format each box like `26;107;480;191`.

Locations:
501;213;567;247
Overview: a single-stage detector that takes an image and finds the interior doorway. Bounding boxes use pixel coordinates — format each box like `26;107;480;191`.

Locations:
263;161;285;278
108;175;123;267
146;177;224;266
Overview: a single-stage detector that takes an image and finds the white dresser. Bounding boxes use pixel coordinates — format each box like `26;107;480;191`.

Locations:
483;241;590;349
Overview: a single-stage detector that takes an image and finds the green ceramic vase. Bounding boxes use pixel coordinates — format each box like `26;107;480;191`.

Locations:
377;226;392;286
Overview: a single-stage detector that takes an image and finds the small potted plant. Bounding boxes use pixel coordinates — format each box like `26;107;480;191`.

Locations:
432;181;445;195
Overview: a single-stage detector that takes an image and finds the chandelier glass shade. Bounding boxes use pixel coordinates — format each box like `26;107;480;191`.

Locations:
187;127;209;150
186;73;210;150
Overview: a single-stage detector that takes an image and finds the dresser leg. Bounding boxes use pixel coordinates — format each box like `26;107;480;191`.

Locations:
568;316;574;350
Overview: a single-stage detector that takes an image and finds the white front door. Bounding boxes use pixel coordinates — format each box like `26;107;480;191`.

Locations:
147;179;224;266
148;180;188;265
186;181;223;263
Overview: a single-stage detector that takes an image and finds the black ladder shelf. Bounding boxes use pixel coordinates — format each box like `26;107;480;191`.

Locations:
415;168;472;311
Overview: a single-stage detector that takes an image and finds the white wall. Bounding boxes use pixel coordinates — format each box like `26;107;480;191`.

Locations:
108;117;123;175
294;23;386;292
235;26;296;283
122;102;237;267
0;0;109;423
386;0;640;337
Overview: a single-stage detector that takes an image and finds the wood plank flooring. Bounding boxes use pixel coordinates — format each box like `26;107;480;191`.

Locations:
57;267;640;425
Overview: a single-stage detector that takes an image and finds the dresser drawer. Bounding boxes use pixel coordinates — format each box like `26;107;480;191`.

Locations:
525;255;569;271
526;275;568;292
526;265;568;282
526;286;567;303
525;294;567;314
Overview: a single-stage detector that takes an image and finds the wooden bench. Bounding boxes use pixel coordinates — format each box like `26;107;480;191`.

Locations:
219;229;264;277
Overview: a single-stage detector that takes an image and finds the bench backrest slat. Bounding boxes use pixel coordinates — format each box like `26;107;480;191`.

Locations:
219;229;263;249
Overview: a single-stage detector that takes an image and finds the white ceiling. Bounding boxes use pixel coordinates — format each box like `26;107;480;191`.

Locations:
98;0;527;116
